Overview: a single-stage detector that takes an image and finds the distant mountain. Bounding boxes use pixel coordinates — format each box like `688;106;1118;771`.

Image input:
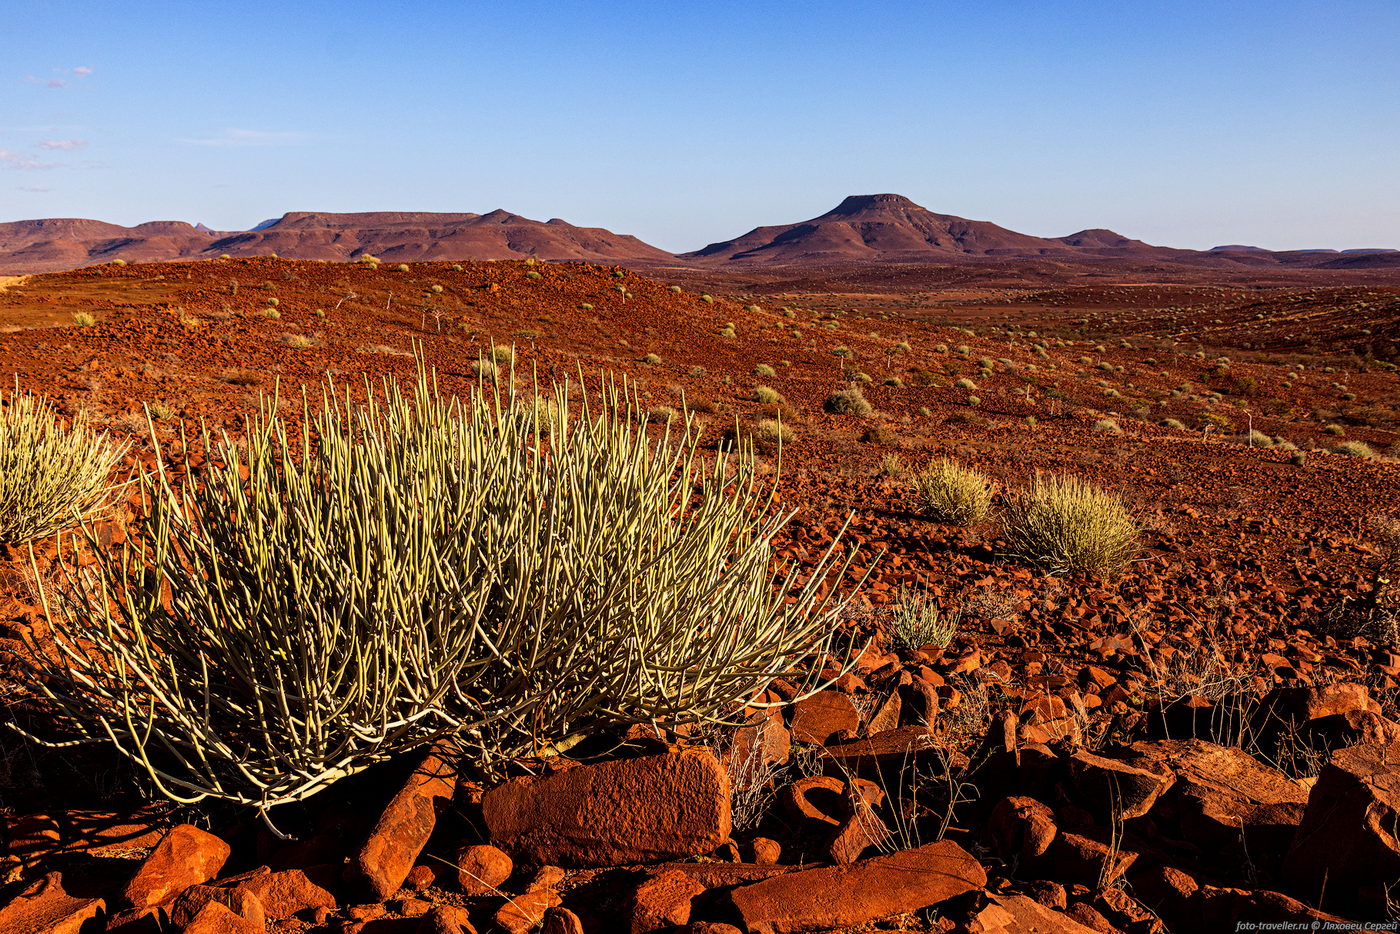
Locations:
683;194;1185;265
0;196;1395;274
0;210;673;274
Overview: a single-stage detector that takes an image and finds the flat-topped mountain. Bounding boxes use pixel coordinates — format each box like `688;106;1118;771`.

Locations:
0;210;673;274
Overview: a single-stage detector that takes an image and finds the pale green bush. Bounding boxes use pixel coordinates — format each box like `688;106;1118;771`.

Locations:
888;590;959;650
910;458;991;525
0;392;126;544
23;363;858;807
1002;474;1139;575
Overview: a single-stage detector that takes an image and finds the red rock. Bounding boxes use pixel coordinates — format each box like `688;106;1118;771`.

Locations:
818;727;940;776
724;708;790;774
539;907;583;934
678;925;742;934
788;690;860;744
970;894;1103;933
1019;694;1082;745
402;864;436;892
481;747;730;867
777;775;845;829
494;888;562;934
122;824;230;910
1284;741;1400;913
644;862;793;889
169;885;266;929
1049;831;1138;889
824;793;889;864
348;750;457;900
0;871;103;934
750;837;782;864
866;691;902;733
987;796;1057;864
729;840;986;934
1197;885;1353;929
1126;739;1306;860
628;868;707;933
226;866;337;919
454;843;513;895
1067;749;1173;820
1261;682;1377;726
417;905;479;934
184;901;265;934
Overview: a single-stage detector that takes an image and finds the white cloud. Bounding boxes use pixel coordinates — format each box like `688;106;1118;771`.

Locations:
72;66;93;77
37;139;87;151
0;149;62;170
22;67;93;88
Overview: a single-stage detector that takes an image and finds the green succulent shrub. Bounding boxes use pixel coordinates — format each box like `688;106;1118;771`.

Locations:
22;361;859;808
0;391;127;544
887;589;959;650
825;387;872;417
910;458;991;525
1001;474;1139;575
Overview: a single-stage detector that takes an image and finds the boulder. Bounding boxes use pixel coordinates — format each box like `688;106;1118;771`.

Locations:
729;840;986;934
169;885;266;929
1284;741;1400;914
481;747;730;867
493;887;562;934
1198;885;1354;929
183;901;265;934
987;796;1057;865
0;871;103;934
539;907;583;934
627;868;707;933
454;843;513;895
348;749;457;900
122;824;230;910
788;691;860;745
223;866;337;919
1067;748;1173;820
1126;739;1306;867
970;894;1105;933
417;905;479;934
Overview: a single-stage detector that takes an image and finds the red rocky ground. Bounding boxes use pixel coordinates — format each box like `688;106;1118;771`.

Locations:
0;258;1398;933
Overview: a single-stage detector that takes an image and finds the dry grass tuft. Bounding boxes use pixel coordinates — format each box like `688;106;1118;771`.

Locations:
910;458;991;526
1001;474;1139;575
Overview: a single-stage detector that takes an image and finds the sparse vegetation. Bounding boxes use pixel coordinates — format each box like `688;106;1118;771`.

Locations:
753;386;782;404
21;363;860;806
1334;440;1378;458
825;386;872;417
1001;474;1139;576
887;590;959;650
71;312;96;327
0;391;127;544
911;458;991;525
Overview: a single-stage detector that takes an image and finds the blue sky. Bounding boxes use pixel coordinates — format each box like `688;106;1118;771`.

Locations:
2;1;1398;252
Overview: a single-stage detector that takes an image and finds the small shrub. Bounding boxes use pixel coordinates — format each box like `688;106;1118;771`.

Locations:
71;312;96;327
265;296;280;306
853;372;873;384
1161;418;1187;430
753;386;782;404
281;334;315;350
1334;440;1378;458
832;346;853;358
147;402;177;421
753;364;776;377
701;294;715;304
0;391;127;544
646;405;679;424
525;270;542;280
1241;429;1274;447
825;387;872;417
1324;423;1346;436
262;308;281;319
878;453;904;477
911;458;991;525
669;285;683;293
1001;474;1139;575
111;258;126;266
955;378;977;391
754;419;792;444
642;353;663;365
966;395;981;407
887;590;959;650
719;324;736;338
1093;419;1122;434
